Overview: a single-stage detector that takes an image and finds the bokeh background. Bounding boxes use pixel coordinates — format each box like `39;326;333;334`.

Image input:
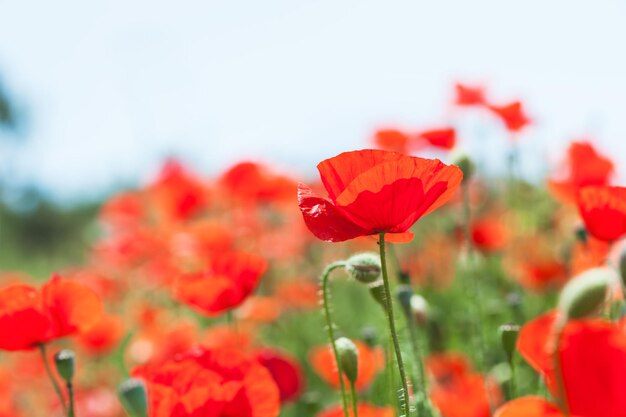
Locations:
1;0;625;271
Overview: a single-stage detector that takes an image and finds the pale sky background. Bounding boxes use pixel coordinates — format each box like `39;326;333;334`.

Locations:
0;0;625;201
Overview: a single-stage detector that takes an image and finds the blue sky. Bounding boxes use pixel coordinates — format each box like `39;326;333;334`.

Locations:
1;0;625;200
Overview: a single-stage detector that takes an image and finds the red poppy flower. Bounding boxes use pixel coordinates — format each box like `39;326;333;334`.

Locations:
0;275;103;351
316;403;394;417
76;314;124;355
255;348;304;403
454;83;487;106
516;311;558;390
427;352;502;417
147;159;210;223
470;217;509;253
220;161;297;204
417;128;456;150
372;129;412;154
547;141;614;204
517;259;568;292
488;101;530;132
176;251;267;316
577;185;626;242
132;346;280;417
298;150;463;243
516;315;626;417
309;341;384;391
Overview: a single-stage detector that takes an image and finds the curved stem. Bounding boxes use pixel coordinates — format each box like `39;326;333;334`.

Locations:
379;233;410;417
322;261;350;417
39;344;67;414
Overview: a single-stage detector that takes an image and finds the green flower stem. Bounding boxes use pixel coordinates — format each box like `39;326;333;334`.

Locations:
508;354;517;400
321;261;350;417
350;381;359;417
39;344;67;415
67;382;75;417
379;233;411;417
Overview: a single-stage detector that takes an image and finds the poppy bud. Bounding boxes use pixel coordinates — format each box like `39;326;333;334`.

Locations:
346;253;381;284
498;324;520;361
451;151;475;183
54;349;75;382
368;281;387;308
559;267;616;320
396;284;413;313
118;378;148;417
410;294;429;325
335;337;358;384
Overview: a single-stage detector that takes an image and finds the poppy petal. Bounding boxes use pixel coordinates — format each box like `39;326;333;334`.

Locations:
494;396;564;417
0;284;51;350
517;311;558;390
577;186;626;242
317;149;402;202
560;320;626;417
298;183;370;242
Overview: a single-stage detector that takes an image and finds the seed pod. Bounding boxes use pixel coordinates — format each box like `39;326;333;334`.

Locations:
498;324;520;361
559;267;616;320
54;349;75;382
335;337;358;384
118;378;148;417
368;281;387;308
346;253;381;284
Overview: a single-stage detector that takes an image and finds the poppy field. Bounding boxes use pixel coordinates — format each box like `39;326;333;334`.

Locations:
1;83;626;417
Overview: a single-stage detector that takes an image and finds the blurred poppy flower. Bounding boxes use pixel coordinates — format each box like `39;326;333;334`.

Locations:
309;341;384;391
571;236;611;275
372;129;412;154
547;141;614;204
0;275;103;351
298;149;463;243
255;348;304;403
100;191;146;231
76;314;124;355
427;352;502;417
127;319;198;366
488;101;530;132
517;258;567;292
202;325;255;352
577;185;626;242
316;403;394;417
147;159;210;223
176;251;267;316
236;296;282;323
470;217;509;253
417;128;456;150
516;314;626;417
276;279;319;310
494;396;564;417
220;161;297;204
455;83;487;106
133;346;280;417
